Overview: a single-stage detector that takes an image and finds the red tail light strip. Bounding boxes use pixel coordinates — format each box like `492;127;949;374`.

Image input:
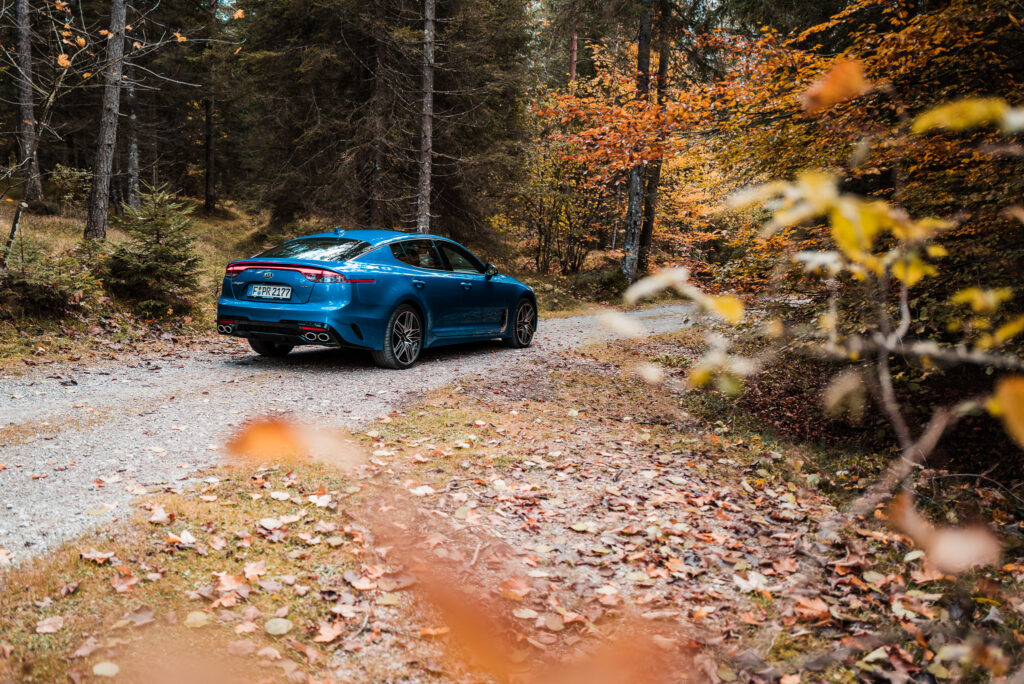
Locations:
225;262;374;283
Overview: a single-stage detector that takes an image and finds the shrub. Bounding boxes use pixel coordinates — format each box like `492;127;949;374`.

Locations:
50;164;92;215
105;186;203;317
0;235;105;319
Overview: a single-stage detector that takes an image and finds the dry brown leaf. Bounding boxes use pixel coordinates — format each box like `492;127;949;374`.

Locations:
793;596;830;622
312;620;345;643
497;577;531;601
36;616;65;634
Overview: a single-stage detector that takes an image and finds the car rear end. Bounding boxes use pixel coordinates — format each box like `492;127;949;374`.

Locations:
216;236;380;349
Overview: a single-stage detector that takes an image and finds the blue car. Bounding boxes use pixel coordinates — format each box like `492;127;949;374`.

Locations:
216;229;537;369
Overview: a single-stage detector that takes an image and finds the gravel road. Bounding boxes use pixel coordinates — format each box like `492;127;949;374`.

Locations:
0;304;697;559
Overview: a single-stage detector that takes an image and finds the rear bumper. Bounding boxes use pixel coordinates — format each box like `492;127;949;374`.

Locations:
216;298;378;349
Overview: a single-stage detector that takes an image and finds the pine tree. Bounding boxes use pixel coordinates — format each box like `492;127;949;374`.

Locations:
106;186;202;317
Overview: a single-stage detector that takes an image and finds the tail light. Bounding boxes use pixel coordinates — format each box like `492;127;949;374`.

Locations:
224;262;373;283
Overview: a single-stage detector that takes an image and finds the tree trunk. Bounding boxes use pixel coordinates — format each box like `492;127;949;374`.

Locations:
204;94;216;211
203;0;218;213
369;38;388;227
15;0;43;203
569;29;578;82
415;0;436;234
84;0;127;240
619;0;652;283
125;62;140;211
150;102;159;186
638;0;671;275
1;202;28;269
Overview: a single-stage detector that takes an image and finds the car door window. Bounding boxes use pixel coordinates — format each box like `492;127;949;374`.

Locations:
438;243;485;274
392;240;445;270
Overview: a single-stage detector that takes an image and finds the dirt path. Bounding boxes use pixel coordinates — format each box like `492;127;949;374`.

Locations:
0;305;697;559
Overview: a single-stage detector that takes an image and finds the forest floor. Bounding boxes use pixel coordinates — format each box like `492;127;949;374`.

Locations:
2;313;1023;683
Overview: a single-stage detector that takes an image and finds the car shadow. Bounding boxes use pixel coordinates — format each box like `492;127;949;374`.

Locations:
223;339;512;372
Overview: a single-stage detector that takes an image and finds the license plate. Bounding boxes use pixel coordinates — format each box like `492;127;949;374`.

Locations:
249;284;292;300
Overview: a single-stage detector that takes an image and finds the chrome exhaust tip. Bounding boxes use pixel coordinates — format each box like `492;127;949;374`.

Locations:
303;332;318;342
317;333;330;342
218;324;230;334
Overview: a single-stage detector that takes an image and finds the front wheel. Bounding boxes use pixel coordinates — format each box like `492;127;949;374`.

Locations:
504;298;537;348
248;337;293;357
371;304;423;369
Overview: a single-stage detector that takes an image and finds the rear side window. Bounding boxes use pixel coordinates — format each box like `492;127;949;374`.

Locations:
257;238;371;262
438;242;485;274
391;240;445;270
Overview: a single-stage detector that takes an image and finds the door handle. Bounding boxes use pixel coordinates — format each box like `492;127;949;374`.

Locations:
412;279;425;289
460;282;472;291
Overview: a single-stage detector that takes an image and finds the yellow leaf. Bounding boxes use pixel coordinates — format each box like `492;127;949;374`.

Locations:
925;244;948;258
891;216;954;242
174;32;187;42
75;35;86;47
950;287;1013;314
891;254;935;287
133;41;143;50
57;54;71;68
829;198;882;267
100;29;110;37
82;72;92;79
995;315;1024;345
802;60;871;113
688;365;713;388
912;98;1009;134
233;8;244;19
708;295;744;324
994;377;1024;450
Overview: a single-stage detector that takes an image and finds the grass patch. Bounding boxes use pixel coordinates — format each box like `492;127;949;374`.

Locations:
0;461;371;682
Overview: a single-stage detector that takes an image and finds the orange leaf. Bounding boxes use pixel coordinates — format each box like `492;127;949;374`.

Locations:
801;60;870;113
419;626;451;638
497;577;531;601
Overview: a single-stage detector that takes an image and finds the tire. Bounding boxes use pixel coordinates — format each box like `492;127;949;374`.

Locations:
504;297;537;348
371;304;424;369
248;337;294;357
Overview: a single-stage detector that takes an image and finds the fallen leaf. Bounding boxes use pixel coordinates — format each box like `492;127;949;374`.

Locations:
227;640;257;656
498;577;532;601
184;611;209;628
264;618;293;635
92;662;119;678
420;626;451;637
313;620;345;643
80;548;115;564
36;616;65;634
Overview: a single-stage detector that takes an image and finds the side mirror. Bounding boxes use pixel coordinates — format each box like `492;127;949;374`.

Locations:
485;263;499;280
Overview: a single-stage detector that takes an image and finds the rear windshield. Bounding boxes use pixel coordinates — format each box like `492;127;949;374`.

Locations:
256;237;372;262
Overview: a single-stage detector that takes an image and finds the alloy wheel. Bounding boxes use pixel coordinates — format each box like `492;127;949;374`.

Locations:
391;310;422;366
515;302;535;345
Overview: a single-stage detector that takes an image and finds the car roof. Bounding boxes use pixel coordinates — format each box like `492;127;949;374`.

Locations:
300;229;452;246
